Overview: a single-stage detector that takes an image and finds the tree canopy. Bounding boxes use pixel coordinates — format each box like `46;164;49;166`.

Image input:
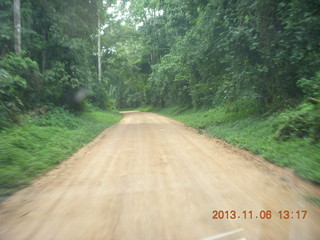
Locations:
1;0;319;127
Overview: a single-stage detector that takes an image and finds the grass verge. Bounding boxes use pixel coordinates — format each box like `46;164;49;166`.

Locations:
152;106;320;184
305;195;320;207
0;108;122;199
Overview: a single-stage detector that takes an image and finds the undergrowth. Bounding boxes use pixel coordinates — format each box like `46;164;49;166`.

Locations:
0;107;122;199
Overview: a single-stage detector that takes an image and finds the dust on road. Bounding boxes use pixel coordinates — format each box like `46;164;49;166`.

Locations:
0;111;319;239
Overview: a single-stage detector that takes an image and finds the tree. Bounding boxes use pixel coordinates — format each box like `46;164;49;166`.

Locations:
98;11;102;82
13;0;21;54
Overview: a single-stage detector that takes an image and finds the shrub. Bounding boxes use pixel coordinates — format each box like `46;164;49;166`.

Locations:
297;71;320;98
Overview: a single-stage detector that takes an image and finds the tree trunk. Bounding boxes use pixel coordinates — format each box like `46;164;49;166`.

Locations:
42;48;46;73
98;12;102;82
13;0;21;54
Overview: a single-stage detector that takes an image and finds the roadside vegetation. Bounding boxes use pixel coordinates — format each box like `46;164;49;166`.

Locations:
0;1;122;199
306;195;320;207
148;101;320;184
0;107;122;199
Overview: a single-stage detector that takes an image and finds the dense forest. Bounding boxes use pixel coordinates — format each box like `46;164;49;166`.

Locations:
0;0;320;193
1;0;319;117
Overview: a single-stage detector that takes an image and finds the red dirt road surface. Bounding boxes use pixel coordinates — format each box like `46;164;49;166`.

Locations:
0;111;319;239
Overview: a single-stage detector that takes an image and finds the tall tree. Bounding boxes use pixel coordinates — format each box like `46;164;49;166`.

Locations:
98;11;102;82
97;0;104;82
13;0;21;54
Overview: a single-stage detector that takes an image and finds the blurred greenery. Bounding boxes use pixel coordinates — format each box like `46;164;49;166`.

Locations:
0;107;122;199
305;195;320;207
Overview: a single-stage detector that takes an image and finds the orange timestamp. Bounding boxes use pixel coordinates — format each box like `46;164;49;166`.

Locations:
212;210;307;220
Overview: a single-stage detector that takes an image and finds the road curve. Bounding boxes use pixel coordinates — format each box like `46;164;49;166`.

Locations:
0;111;319;240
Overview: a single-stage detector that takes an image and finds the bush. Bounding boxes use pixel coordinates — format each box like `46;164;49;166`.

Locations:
0;53;43;108
297;71;320;98
43;61;70;105
31;107;83;129
0;68;27;129
87;87;115;110
276;103;320;142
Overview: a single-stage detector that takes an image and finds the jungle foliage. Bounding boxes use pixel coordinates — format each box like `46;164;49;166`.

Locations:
127;0;320;142
133;0;320;110
0;0;120;129
1;0;319;121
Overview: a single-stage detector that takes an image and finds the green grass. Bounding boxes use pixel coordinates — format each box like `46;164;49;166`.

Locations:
305;195;320;207
135;106;154;112
0;108;122;199
119;106;154;112
152;106;320;183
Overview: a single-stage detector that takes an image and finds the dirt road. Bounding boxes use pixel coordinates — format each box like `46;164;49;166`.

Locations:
0;111;319;240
